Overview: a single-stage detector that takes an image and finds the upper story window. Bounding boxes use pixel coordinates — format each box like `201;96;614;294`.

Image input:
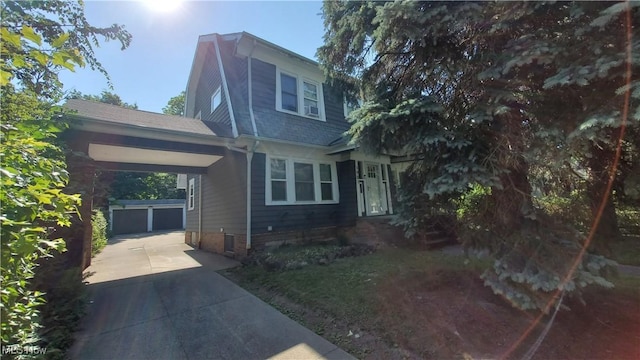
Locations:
280;73;298;112
343;97;362;118
276;69;325;121
266;156;339;205
211;86;221;113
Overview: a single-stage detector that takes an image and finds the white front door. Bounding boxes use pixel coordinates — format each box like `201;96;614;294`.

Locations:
365;163;385;216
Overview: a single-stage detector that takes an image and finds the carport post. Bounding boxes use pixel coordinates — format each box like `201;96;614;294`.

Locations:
58;137;96;270
147;207;153;232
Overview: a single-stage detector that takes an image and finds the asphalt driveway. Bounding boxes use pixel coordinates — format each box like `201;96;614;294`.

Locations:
69;231;354;360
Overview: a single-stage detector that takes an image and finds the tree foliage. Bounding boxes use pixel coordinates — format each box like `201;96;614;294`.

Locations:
1;0;131;350
319;1;639;311
162;90;185;116
1;0;131;96
68;89;138;109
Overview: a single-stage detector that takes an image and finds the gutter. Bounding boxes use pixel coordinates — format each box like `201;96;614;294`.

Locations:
248;40;259;137
213;35;239;138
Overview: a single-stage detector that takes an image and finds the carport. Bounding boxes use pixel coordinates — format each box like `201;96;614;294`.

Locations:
61;99;239;269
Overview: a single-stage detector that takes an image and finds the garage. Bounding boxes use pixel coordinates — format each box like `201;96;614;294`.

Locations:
109;199;186;235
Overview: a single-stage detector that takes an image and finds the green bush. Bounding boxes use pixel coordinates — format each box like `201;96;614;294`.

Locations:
534;190;591;232
91;210;108;256
32;254;87;360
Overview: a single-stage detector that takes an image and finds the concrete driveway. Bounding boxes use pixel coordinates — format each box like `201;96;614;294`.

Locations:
70;232;354;360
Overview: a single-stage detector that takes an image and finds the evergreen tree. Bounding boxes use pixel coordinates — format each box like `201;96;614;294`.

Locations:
318;1;638;311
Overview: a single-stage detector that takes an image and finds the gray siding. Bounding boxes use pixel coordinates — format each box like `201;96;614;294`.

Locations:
250;59;351;146
194;44;234;137
250;153;356;235
185;174;200;231
337;160;358;225
185;150;247;234
219;39;253;136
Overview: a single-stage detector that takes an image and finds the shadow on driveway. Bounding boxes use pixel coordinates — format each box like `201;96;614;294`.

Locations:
70;232;353;360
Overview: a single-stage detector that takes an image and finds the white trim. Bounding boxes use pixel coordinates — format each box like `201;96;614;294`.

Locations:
210;86;221;113
275;67;326;121
188;178;195;211
265;155;339;206
247;47;259;137
109;203;185;211
355;160;394;217
212;35;239;138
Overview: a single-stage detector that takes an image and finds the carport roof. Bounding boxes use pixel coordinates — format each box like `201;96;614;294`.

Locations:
64;99;230;138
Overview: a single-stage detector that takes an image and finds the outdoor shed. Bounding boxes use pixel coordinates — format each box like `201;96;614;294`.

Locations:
108;199;186;235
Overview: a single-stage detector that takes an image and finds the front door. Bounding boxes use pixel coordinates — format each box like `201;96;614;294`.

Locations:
365;163;385;216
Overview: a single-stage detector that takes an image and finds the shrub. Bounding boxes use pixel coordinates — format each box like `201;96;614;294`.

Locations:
91;210;108;256
32;254;87;360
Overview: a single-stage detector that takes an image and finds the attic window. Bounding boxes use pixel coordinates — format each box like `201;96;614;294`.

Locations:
276;68;325;121
211;87;221;113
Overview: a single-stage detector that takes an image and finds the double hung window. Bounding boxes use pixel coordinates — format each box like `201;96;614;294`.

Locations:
276;69;324;120
267;157;338;205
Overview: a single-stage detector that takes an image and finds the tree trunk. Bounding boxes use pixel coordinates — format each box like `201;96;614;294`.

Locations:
492;157;534;236
587;142;622;256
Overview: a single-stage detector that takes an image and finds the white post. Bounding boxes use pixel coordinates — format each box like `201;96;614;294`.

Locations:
147;207;153;232
182;204;186;229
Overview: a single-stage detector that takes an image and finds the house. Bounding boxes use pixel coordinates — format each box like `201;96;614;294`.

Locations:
63;31;404;260
182;32;399;256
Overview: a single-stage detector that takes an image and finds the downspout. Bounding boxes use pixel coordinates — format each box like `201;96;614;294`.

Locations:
245;40;259;252
198;174;203;247
246;140;259;251
213;35;239;138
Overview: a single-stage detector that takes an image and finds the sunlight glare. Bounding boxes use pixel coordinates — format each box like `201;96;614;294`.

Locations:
140;0;183;13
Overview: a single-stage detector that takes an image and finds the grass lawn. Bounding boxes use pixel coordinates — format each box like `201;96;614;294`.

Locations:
611;235;640;266
224;246;640;359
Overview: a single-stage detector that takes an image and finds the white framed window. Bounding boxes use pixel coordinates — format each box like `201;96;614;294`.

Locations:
343;96;362;118
270;158;287;202
266;156;339;205
280;73;298;112
319;164;334;201
294;162;315;201
211;86;221;113
188;178;195;210
276;68;325;121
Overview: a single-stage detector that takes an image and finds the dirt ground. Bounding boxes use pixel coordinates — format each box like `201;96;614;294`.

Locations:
235;264;640;360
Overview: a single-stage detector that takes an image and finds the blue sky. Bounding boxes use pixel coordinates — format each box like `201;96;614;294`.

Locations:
60;1;326;113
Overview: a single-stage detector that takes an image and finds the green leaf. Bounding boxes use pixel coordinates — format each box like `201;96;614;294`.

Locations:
0;69;11;86
29;50;48;66
21;26;42;46
1;27;21;47
51;32;70;48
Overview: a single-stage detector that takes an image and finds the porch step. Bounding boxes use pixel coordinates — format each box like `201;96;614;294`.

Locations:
345;216;457;249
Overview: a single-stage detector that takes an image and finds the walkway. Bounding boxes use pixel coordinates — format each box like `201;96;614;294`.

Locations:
69;232;354;360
